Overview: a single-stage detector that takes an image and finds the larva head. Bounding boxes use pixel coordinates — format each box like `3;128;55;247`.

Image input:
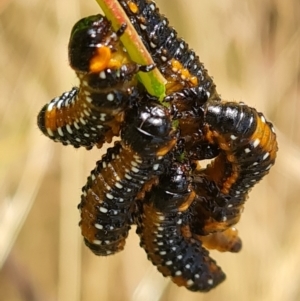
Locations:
121;102;176;157
147;162;193;212
204;100;257;137
68;15;113;73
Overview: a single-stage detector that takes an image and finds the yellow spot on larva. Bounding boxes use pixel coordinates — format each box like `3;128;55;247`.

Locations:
128;1;139;13
89;46;111;73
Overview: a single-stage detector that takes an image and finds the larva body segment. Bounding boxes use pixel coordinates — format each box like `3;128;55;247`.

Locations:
190;100;278;235
37;15;152;149
135;162;226;292
79;102;176;255
118;0;218;97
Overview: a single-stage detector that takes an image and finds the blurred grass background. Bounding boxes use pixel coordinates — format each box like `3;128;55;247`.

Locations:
0;0;299;300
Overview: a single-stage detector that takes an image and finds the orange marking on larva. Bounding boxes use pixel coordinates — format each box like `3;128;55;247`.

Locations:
171;59;182;72
197;227;242;253
203;214;241;234
177;190;195;212
250;114;278;161
190;76;198;86
89;46;111;73
45;108;58;131
156;138;176;156
128;1;139;13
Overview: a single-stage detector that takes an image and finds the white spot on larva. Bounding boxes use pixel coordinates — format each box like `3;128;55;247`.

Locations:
231;135;238;140
157;242;164;246
161;56;167;62
253;138;260;148
262;152;270;160
158;216;165;221
235;191;240;194
102;162;107;168
107;93;114;101
261;115;266;123
265;164;273;170
185;264;191;269
177;255;183;260
244;148;251;153
95;223;103;230
119;198;124;203
99;207;108;213
105;240;110;244
153;164;159;171
251;179;256;182
57;127;64;136
150;41;156;48
99;71;106;79
93;240;101;245
131;166;140;173
252;162;259;166
57;99;64;110
177;219;182;225
47;102;55;111
131;161;138;167
75;138;81;142
159;251;166;255
100;113;106;121
86;96;92;103
106;193;114;200
125;174;132;180
271;126;276;133
80;117;86;125
127;188;131;192
91;174;96;181
84;133;90;137
157;156;163;160
82;80;88;87
140;24;147;30
106;251;112;255
187;280;194;287
115;182;123;189
83;109;90;116
195;274;200;279
97;125;103;129
175;271;182;276
157;227;164;231
150;3;155;10
47;128;54;137
115;175;121;181
207;279;214;285
165;261;172;266
66;124;73;134
82;191;87;197
222;216;227;222
228;204;233;208
73;122;79;129
156;234;163;238
254;172;260;175
169;240;173;244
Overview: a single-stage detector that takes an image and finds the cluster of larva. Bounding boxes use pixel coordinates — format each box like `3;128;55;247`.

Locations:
37;0;278;293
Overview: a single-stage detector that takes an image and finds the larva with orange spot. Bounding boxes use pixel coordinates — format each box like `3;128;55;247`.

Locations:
79;101;176;255
188;100;278;237
37;15;154;149
135;162;226;292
